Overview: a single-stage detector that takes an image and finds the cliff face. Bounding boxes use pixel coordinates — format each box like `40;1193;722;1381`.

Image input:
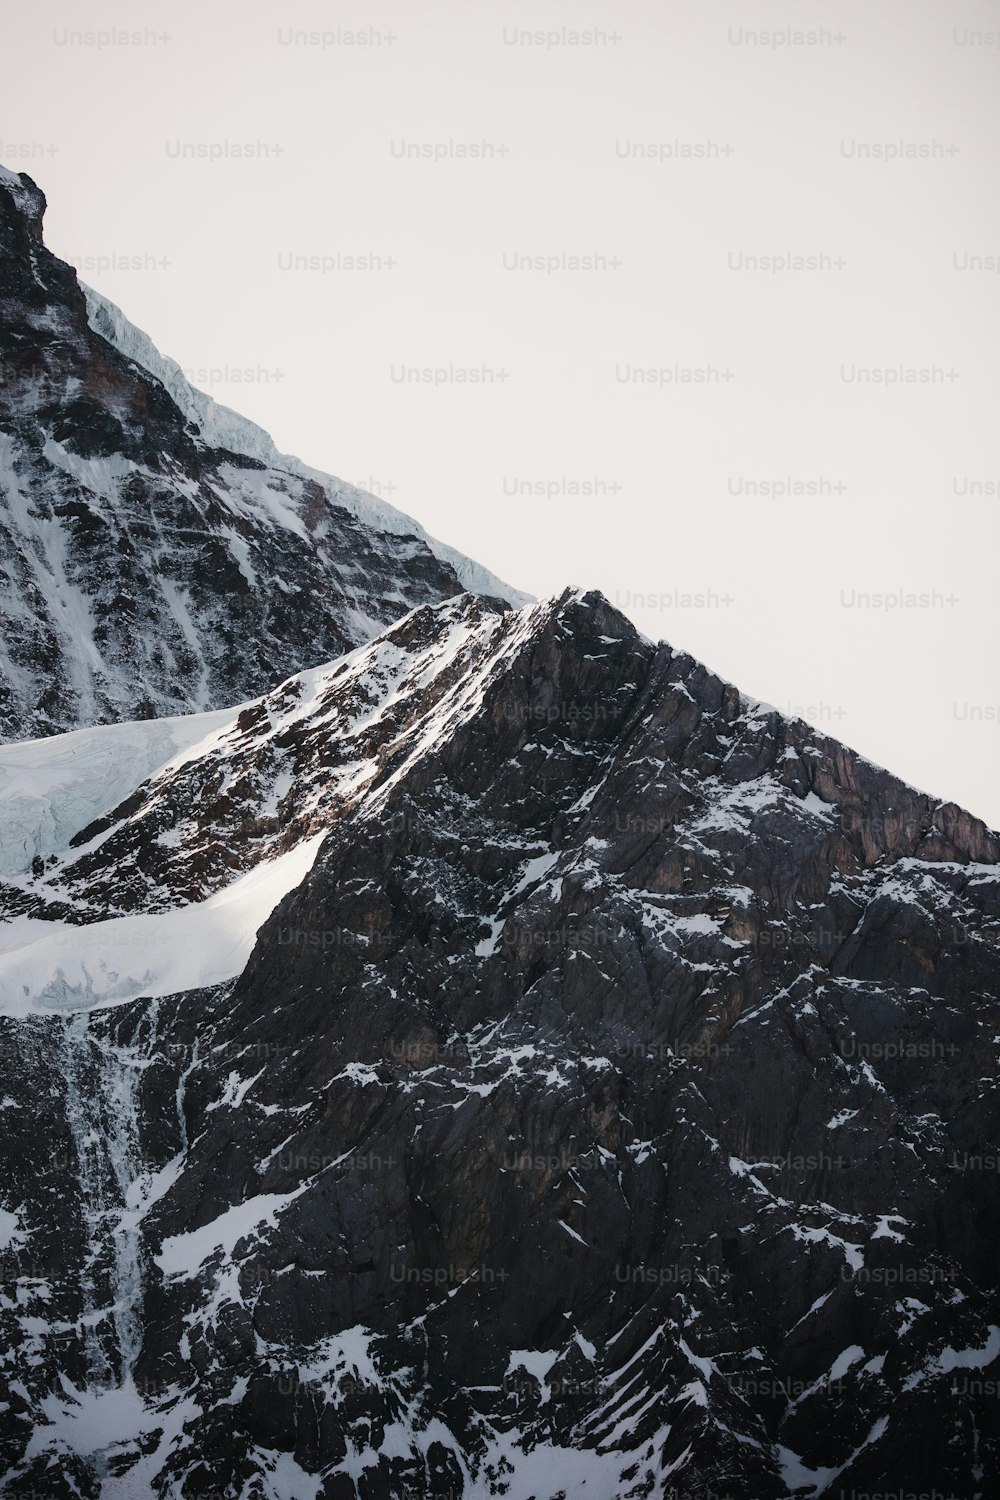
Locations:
1;589;998;1497
0;165;523;743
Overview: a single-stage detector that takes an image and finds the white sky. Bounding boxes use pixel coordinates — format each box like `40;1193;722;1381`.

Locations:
4;0;999;825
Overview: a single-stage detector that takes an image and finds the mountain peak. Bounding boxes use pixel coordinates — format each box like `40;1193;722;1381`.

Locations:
2;582;997;1493
0;163;44;222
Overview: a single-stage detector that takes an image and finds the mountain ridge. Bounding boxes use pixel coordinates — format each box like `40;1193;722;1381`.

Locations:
79;278;530;610
0;588;997;1495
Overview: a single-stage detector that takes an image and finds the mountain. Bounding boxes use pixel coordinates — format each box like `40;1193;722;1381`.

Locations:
0;163;526;742
1;587;998;1498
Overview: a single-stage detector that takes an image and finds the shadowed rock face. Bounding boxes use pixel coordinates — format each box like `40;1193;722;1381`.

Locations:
0;167;510;742
1;590;998;1497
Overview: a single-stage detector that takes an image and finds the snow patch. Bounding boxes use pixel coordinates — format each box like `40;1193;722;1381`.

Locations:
0;834;325;1015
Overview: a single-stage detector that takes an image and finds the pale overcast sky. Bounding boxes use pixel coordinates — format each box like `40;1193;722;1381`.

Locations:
4;0;999;824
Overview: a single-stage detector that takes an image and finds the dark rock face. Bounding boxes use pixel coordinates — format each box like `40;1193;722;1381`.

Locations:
0;167;507;742
1;590;998;1497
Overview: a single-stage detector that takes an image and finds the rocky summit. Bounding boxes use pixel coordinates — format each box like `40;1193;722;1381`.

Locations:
0;165;524;743
0;585;998;1498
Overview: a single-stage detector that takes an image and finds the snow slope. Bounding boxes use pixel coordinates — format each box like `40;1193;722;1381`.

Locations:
82;284;531;609
0;834;324;1015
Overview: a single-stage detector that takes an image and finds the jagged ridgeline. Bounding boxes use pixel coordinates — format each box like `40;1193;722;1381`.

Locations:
0;164;999;1498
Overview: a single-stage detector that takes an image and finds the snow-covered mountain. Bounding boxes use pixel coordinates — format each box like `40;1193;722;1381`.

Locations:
1;588;998;1496
0;163;526;742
